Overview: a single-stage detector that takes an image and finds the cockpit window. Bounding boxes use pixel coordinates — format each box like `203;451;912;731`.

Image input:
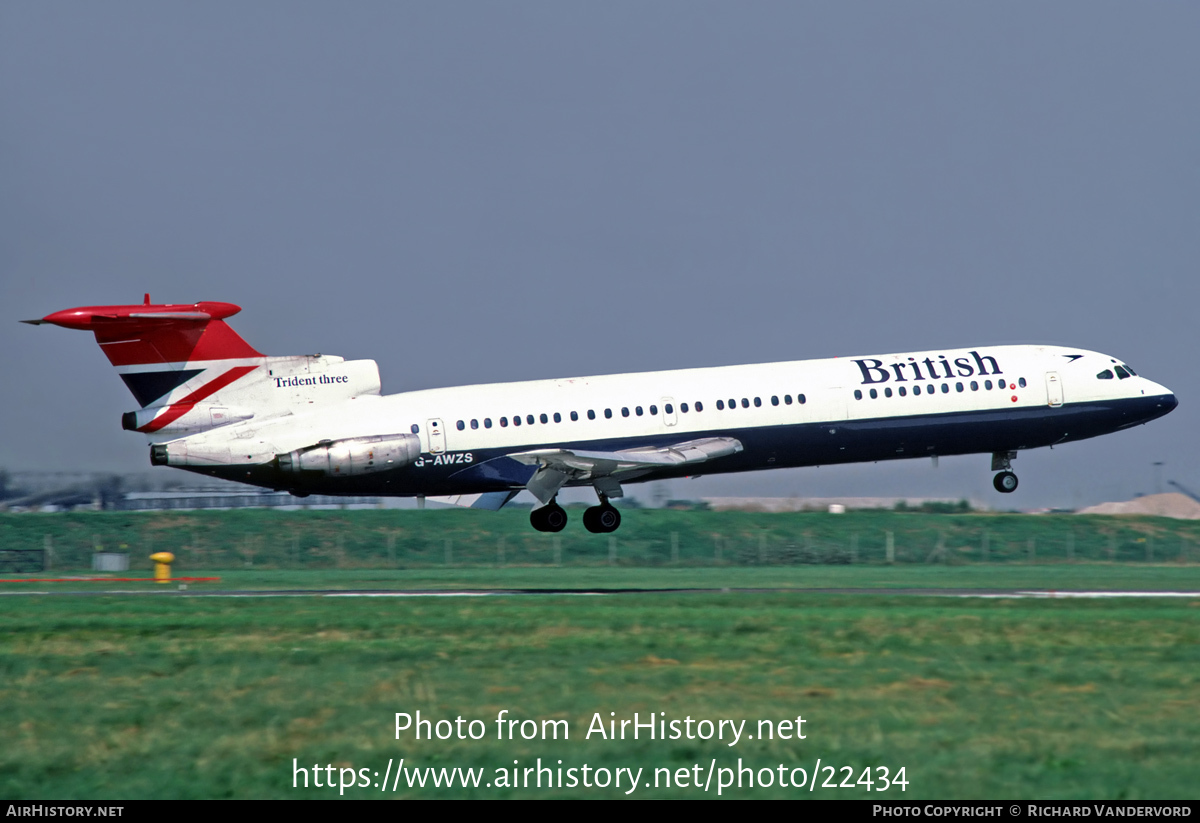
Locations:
1115;366;1130;379
1097;369;1114;380
1123;364;1137;376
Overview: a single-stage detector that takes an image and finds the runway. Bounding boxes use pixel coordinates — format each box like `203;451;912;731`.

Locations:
2;587;1199;598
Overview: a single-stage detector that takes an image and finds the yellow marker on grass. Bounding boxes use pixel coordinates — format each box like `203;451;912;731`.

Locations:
150;552;175;584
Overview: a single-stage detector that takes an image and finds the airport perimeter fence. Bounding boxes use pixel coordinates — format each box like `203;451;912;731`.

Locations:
1;509;1199;571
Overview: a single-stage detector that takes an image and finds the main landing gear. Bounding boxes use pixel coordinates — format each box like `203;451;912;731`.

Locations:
991;451;1019;494
582;499;621;534
528;496;623;533
529;500;568;532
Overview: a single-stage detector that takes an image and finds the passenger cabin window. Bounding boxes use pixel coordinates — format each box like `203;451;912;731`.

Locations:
854;390;863;400
500;417;508;427
984;380;993;390
771;396;779;406
1018;377;1028;387
570;411;578;422
456;420;465;431
898;386;907;397
484;418;492;428
650;405;658;415
716;400;725;410
956;382;964;392
527;415;536;425
471;419;479;429
635;406;643;416
681;402;689;413
870;388;878;399
513;416;521;426
784;395;792;405
728;398;736;409
553;412;561;423
741;398;749;408
665;403;674;414
587;410;596;420
970;381;978;391
621;407;629;417
941;384;949;393
411;424;420;434
695;401;703;411
884;387;892;398
604;409;612;419
798;394;806;404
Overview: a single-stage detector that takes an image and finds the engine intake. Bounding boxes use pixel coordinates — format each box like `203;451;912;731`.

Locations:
276;433;421;477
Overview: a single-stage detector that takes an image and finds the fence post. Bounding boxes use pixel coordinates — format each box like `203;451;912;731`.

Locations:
926;532;946;564
886;531;895;564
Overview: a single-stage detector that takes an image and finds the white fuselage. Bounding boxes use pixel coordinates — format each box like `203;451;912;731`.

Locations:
161;343;1176;503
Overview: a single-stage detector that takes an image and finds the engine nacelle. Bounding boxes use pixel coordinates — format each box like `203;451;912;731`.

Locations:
276;433;421;477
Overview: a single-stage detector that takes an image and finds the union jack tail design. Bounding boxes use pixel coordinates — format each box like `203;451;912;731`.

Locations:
26;295;265;434
28;296;382;439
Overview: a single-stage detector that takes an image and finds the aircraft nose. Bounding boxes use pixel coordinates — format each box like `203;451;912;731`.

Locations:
1146;382;1178;413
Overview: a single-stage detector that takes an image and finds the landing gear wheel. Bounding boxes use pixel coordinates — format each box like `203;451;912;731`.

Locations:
583;504;621;533
993;471;1019;493
531;502;568;532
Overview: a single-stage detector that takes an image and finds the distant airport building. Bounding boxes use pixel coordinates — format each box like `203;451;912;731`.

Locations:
701;496;984;513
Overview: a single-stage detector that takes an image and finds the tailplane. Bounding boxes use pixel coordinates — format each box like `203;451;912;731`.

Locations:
27;296;380;437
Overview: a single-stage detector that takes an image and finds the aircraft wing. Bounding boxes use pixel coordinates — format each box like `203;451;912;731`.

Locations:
509;436;743;504
426;491;520;511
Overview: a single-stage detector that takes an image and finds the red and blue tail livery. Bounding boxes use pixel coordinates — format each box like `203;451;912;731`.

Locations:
27;297;1177;532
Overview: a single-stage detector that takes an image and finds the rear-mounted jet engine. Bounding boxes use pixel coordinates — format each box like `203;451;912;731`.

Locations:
275;434;422;476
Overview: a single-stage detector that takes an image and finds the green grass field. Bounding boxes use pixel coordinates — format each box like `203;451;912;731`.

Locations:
1;568;1197;798
4;508;1200;570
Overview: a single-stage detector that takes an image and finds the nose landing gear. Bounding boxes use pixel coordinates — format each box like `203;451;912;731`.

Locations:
991;451;1019;494
993;471;1019;493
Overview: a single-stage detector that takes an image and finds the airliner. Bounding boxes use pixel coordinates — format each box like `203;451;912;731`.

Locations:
26;298;1177;532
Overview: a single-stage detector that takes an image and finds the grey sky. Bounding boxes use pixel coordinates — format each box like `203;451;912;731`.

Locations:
2;3;1197;508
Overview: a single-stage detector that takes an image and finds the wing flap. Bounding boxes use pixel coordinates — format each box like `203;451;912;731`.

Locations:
510;437;743;503
511;437;743;472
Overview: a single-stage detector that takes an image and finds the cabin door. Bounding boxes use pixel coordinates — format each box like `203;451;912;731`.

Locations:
1045;372;1064;407
661;397;678;427
426;418;446;453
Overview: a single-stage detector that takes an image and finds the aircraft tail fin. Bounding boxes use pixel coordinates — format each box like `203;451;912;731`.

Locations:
28;296;379;439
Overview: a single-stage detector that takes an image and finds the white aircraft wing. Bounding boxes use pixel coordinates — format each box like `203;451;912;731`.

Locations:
509;436;743;504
